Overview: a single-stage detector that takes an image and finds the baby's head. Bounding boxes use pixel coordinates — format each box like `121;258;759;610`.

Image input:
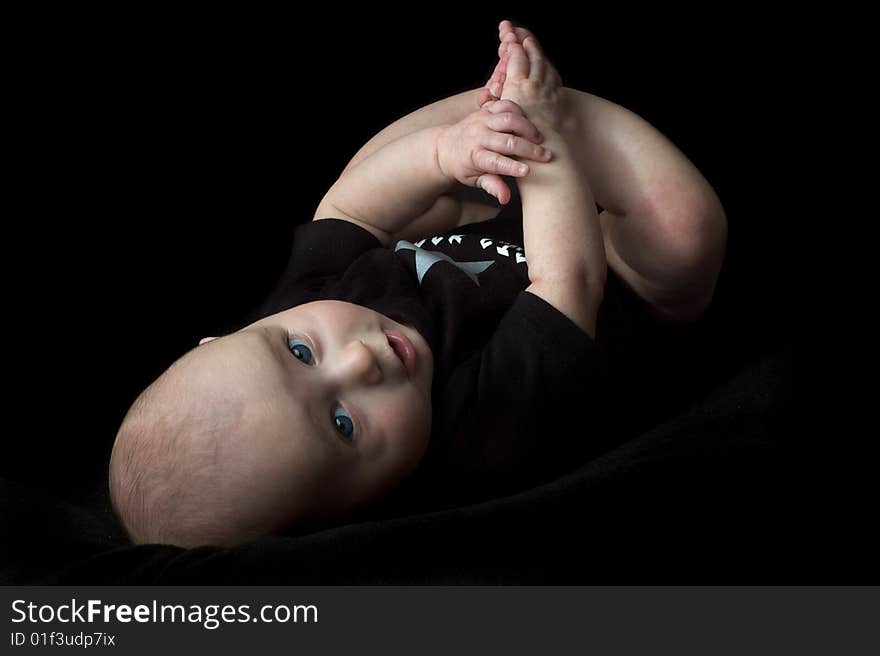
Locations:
109;300;434;547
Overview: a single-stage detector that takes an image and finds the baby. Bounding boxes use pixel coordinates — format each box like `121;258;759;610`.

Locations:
110;21;727;548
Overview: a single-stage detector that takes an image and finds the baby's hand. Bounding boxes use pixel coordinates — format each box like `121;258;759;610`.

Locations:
436;100;552;204
481;21;564;132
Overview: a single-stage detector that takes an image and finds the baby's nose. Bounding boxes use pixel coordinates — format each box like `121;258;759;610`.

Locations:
341;339;383;386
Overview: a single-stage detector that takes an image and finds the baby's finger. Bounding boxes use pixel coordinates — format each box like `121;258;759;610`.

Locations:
476;173;512;205
485;49;510;99
485;132;551;163
498;29;517;58
473;149;530;178
503;43;530;81
477;88;495;108
483;98;525;117
497;21;541;57
497;20;516;55
485;112;545;145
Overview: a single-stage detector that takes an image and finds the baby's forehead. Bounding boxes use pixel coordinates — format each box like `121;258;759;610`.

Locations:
193;328;280;376
162;331;283;427
190;329;331;450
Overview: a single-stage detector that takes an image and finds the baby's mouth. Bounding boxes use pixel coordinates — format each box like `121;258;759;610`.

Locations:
384;330;416;379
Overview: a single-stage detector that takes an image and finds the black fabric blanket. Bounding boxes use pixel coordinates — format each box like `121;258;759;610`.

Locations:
2;344;792;583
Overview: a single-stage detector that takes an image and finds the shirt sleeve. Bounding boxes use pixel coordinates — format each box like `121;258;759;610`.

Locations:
432;290;610;495
247;219;384;320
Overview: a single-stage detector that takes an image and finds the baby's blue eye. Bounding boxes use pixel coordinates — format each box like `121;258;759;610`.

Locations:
288;338;314;365
333;407;355;441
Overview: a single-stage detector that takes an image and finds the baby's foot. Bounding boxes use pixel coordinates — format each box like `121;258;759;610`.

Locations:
497;20;541;60
480;20;544;107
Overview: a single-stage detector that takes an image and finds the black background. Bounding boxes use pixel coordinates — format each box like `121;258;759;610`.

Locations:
5;9;796;576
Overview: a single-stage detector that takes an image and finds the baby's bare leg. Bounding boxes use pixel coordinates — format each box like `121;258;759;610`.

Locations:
558;88;727;323
491;19;725;321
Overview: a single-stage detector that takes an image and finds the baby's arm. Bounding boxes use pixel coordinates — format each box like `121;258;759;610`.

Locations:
341;90;481;176
314;126;452;246
337;90;495;238
315;104;547;246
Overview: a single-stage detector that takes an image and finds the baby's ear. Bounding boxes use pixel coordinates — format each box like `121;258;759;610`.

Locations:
199;336;217;346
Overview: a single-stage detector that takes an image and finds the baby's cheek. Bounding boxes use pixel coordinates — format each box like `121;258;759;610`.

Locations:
384;391;432;457
402;391;432;452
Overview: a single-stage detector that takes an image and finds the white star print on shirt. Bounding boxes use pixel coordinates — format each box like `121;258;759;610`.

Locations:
395;240;495;286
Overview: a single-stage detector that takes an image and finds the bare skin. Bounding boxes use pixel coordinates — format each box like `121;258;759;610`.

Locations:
314;99;549;247
341;20;728;323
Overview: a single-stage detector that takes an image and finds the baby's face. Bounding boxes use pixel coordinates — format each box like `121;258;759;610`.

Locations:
198;300;434;530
